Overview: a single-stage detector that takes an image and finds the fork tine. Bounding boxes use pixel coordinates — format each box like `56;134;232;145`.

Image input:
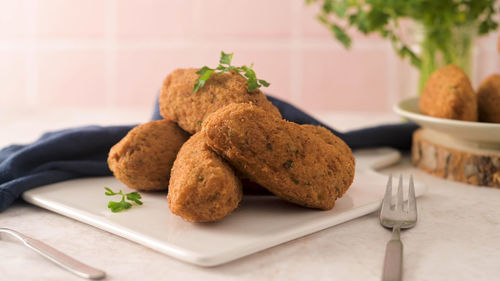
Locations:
381;174;393;213
396;175;404;211
408;175;417;216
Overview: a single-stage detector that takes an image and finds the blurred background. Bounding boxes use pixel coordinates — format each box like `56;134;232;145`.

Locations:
1;0;499;119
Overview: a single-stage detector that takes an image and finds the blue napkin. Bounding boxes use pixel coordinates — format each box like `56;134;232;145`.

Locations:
0;96;418;211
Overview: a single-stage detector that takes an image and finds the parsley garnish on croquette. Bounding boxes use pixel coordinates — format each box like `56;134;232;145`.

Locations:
193;51;270;93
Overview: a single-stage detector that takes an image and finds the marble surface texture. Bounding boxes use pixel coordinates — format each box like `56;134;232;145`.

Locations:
1;108;499;281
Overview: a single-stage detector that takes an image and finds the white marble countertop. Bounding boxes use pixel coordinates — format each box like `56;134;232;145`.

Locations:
1;108;499;281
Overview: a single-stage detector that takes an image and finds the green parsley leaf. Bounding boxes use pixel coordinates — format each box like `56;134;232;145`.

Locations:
126;192;143;205
193;67;215;93
104;187;116;196
307;0;499;70
195;66;212;75
104;187;143;212
193;51;271;93
247;78;260;92
331;24;351;48
259;79;270;87
219;51;233;65
108;199;132;213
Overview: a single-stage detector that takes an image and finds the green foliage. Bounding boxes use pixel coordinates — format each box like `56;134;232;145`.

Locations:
306;0;499;68
193;51;270;93
104;187;143;213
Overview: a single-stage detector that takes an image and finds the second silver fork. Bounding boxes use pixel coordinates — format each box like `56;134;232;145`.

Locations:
379;175;418;281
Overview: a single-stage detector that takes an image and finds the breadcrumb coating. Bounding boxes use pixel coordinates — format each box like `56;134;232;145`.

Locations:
419;64;477;121
108;120;189;191
168;133;243;222
477;74;500;123
202;103;355;210
159;68;281;134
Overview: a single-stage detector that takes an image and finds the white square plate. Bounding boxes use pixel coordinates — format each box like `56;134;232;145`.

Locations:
23;148;426;267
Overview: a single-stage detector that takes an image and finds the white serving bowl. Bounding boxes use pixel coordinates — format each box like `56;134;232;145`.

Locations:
394;97;500;146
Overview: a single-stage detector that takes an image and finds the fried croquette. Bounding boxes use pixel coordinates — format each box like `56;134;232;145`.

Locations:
301;124;352;156
241;124;353;197
477;74;500;123
108;120;189;191
159;68;281;134
299;124;355;197
167;133;243;222
202;103;355;210
419;64;477;121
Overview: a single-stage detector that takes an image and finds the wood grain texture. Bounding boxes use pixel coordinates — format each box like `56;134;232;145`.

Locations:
412;129;500;188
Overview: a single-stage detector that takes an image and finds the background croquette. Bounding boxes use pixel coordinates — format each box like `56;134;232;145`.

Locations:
477;74;500;123
419;64;477;121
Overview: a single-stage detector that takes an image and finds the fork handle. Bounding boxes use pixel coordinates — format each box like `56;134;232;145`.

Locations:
382;232;403;281
1;228;105;280
23;236;106;280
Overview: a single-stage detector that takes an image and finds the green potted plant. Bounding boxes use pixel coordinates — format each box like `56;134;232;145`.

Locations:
307;0;499;93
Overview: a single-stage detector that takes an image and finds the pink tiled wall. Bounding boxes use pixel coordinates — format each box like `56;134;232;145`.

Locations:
1;0;499;114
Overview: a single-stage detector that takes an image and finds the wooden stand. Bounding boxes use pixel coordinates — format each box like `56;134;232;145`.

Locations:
412;129;500;188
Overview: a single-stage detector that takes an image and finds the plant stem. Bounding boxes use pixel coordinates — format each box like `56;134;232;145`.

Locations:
417;23;476;94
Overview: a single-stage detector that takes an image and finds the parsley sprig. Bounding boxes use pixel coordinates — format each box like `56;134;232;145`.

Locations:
306;0;499;69
104;187;143;213
306;0;499;92
193;51;270;93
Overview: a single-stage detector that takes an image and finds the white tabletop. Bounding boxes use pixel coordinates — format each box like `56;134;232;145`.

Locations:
1;108;499;281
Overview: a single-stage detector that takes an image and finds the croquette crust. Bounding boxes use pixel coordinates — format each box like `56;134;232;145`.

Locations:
202;103;355;210
107;120;189;191
419;64;477;121
167;133;243;222
477;74;500;123
159;68;281;134
300;124;355;197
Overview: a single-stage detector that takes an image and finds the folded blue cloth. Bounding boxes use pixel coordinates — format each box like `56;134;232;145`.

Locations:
0;96;418;211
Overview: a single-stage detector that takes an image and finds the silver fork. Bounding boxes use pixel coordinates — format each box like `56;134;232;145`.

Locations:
379;175;418;281
0;228;106;280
